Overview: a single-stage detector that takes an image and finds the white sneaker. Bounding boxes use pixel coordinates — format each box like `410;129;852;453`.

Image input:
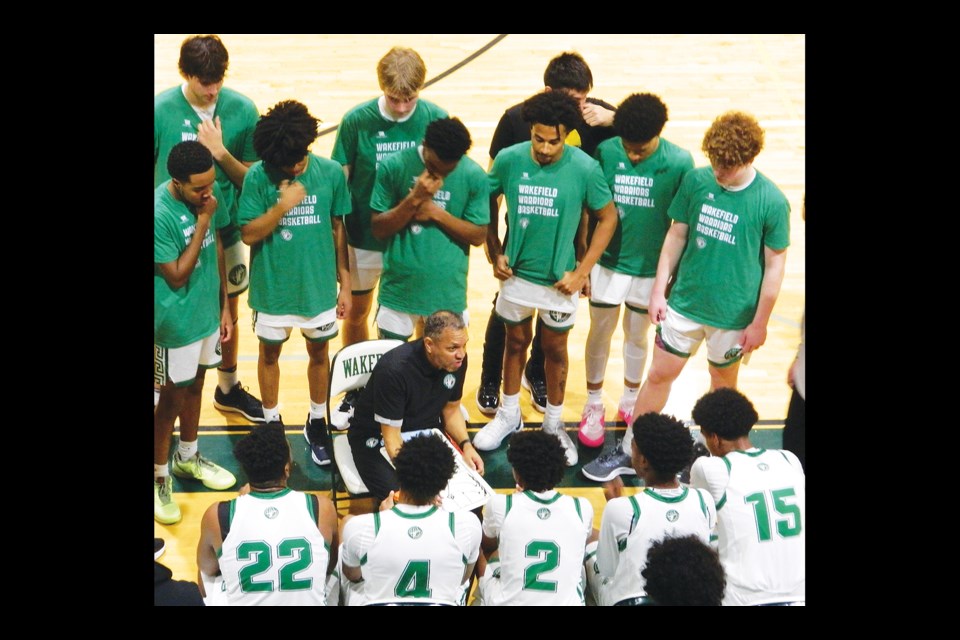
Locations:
331;389;360;430
578;403;605;448
473;407;523;451
544;418;578;466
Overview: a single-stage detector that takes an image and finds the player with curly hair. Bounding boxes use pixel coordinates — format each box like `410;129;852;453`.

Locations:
690;388;805;606
475;430;594;606
197;424;339;605
237;99;353;467
642;534;725;606
474;90;618;467
629;110;790;432
339;433;482;605
584;412;716;606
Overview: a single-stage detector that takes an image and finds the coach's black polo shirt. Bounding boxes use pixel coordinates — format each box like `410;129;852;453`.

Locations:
349;339;466;443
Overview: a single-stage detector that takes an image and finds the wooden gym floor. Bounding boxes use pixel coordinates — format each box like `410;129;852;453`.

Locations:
153;33;805;586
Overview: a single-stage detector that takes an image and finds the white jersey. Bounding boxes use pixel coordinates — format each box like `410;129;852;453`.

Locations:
217;489;330;606
691;448;805;606
480;490;593;606
341;504;481;605
593;486;716;606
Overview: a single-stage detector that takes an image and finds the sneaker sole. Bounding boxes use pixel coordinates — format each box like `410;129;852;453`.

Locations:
617;408;633;425
213;400;267;423
520;374;546;413
154;510;182;525
578;428;605;448
171;467;236;491
581;464;638;483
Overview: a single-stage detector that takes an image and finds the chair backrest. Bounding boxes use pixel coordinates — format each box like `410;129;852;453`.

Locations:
329;339;405;400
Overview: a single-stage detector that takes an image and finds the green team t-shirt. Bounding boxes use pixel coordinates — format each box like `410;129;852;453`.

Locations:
154;181;231;348
331;98;448;252
489;142;612;287
595;137;694;277
667;167;790;329
237;154;352;317
154;86;259;247
370;146;490;316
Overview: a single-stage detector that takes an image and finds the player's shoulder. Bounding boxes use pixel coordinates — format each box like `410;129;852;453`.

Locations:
658;138;694;163
154;85;181;106
340;98;380;123
309;152;347;174
218;86;258;111
418;99;449;119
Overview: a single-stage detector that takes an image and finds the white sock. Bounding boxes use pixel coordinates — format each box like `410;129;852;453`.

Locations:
545;402;563;424
310;401;327;421
178;439;198;461
155;464;169;481
621;427;633;452
621;385;639;403
263;405;281;423
502;392;520;413
586;389;603;405
218;367;238;394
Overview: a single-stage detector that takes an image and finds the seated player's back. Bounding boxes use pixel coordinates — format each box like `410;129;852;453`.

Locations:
696;448;805;606
351;505;479;605
217;490;329;606
494;490;592;606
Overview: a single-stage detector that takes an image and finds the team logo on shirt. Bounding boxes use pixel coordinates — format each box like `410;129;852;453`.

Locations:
695;237;707;249
366;438;381;449
617;205;626;220
443;374;456;389
666;509;679;522
180;215;189;223
280;229;293;241
411;224;423;235
264;507;279;519
407;526;423;539
757;462;770;472
618;162;626;169
228;264;247;286
522;172;530;180
549;311;571;324
707;193;715;200
536;508;551;520
520;218;530;229
377;131;387;138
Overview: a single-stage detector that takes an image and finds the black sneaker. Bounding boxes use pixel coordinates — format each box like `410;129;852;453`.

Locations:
475;378;501;416
679;441;711;485
331;389;360;430
214;383;266;422
521;365;547;413
304;415;331;466
154;537;166;561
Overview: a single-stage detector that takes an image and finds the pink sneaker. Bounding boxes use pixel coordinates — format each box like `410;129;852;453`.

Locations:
617;398;635;427
578;403;606;447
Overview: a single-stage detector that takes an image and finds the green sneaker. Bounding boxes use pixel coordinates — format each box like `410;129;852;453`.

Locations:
154;476;181;524
172;452;237;490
